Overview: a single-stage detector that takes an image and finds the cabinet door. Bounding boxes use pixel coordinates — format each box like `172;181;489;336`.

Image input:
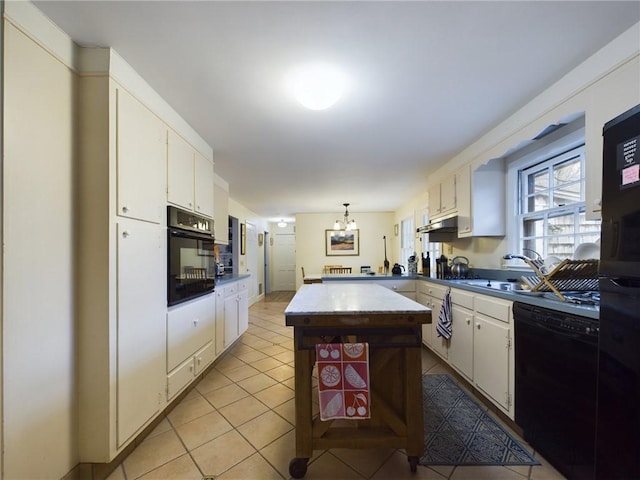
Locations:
166;293;215;372
473;313;511;411
215;289;225;355
167;129;195;210
116;88;166;223
237;288;249;336
213;183;229;244
427;184;441;217
224;293;239;347
448;304;474;381
194;342;215;375
116;218;165;445
440;175;457;214
430;297;448;359
417;292;433;347
194;152;214;218
456;165;472;236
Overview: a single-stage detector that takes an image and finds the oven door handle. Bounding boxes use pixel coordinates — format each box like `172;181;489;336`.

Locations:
169;228;214;241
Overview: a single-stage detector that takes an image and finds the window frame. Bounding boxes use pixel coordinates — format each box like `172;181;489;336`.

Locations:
505;116;595;267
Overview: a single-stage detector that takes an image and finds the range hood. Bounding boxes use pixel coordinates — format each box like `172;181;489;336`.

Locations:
416;215;458;241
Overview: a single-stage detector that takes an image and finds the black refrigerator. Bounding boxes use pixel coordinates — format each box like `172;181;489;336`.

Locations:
596;103;640;479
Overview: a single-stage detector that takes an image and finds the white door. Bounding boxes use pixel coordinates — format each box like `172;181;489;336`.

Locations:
273;233;296;291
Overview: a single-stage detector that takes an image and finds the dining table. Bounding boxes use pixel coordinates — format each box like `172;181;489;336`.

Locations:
284;283;432;478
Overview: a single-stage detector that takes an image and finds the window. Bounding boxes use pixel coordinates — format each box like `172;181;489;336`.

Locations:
517;144;600;259
419;212;441;274
400;217;415;267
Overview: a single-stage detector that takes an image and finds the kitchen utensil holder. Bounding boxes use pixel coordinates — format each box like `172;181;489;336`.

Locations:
520;258;599;301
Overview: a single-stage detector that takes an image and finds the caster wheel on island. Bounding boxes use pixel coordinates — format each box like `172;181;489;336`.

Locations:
407;456;418;473
289;457;309;479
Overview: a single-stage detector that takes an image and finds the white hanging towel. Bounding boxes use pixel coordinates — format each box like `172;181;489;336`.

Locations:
436;287;453;339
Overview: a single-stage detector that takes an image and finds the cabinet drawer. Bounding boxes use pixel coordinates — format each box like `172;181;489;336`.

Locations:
379;279;415;293
418;281;448;300
224;283;238;296
167;357;194;400
451;288;474;310
237;280;248;292
475;295;512;323
194;342;215;375
166;293;215;371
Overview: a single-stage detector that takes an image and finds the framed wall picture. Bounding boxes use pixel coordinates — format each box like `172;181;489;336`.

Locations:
325;229;359;256
240;223;246;255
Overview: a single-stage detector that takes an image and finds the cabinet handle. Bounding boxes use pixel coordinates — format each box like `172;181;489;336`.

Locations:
392;286;397;290
476;323;481;329
193;319;199;327
122;231;130;238
197;357;202;365
122;206;129;213
466;318;471;325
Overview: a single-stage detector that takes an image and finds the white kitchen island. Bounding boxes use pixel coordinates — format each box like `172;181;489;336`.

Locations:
285;283;431;478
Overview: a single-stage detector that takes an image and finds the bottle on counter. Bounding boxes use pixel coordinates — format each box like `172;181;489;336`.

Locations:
422;252;431;277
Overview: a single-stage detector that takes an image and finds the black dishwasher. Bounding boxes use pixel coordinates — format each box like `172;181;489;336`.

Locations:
514;302;599;480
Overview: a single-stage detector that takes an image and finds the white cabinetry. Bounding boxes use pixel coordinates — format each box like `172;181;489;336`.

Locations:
473;295;513;417
166;294;216;399
116;88;166;224
417;280;514;419
116;218;166;444
428;174;457;218
213;178;230;244
448;288;474;381
167;129;214;217
77;77;168;461
416;281;448;359
456;161;506;238
357;278;416;300
216;279;250;352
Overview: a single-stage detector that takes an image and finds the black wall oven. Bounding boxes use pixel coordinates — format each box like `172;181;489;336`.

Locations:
167;206;215;306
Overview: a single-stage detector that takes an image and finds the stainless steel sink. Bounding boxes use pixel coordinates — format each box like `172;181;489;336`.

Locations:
463;279;524;291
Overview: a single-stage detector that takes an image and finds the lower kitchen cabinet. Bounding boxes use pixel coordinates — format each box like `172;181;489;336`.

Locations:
448;289;474;381
419;280;515;419
473;295;513;416
167;342;215;400
417;281;448;358
215;278;249;353
166;293;216;400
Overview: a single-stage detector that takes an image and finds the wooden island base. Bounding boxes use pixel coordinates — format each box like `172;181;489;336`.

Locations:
285;284;431;478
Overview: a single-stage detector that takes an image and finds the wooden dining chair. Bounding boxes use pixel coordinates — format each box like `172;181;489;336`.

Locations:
329;267;352;274
323;264;343;274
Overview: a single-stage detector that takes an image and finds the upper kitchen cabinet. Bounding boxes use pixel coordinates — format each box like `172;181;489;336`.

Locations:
116;88;166;224
427;174;457;218
195;151;214;218
457;160;506;237
585;56;640;221
167;129;214;217
214;175;230;244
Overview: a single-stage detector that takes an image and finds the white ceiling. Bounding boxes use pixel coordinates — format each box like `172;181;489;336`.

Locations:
34;1;640;222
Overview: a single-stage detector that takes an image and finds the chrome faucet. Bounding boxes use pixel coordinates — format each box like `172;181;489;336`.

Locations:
503;248;542;262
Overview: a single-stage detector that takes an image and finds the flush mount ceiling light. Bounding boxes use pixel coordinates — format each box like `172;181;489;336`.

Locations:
277;219;287;228
287;62;349;110
333;203;357;231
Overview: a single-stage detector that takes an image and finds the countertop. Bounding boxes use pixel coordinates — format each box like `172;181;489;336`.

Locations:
419;277;599;320
319;272;598;320
215;273;250;286
285;283;429;317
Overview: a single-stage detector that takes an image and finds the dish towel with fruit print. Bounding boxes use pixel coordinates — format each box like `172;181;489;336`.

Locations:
316;343;370;421
436;287;453;339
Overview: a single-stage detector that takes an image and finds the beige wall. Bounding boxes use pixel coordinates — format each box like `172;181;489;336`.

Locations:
3;18;77;478
294;212;394;288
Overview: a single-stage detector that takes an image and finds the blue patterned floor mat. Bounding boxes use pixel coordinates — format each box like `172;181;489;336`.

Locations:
420;374;540;466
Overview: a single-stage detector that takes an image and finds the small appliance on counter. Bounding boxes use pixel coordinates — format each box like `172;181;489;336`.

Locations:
421;252;431;276
391;263;405;275
407;253;418;275
435;254;449;279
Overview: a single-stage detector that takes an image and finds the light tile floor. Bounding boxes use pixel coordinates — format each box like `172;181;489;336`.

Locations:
106;293;566;480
